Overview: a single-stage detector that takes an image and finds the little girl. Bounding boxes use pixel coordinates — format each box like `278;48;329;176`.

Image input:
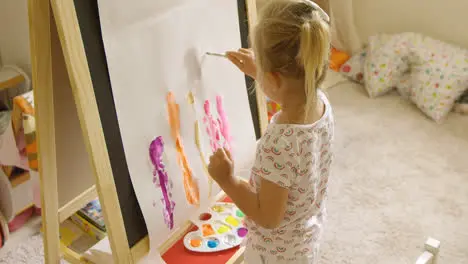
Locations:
208;0;333;263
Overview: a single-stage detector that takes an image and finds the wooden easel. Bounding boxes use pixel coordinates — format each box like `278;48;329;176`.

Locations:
28;0;267;263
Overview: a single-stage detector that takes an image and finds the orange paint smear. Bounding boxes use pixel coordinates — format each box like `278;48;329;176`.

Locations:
167;92;200;206
202;224;215;237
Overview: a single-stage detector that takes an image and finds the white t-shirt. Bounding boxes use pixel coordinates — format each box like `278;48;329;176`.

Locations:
244;90;334;262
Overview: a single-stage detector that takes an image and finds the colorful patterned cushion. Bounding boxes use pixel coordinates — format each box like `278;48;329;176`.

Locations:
395;73;412;99
408;35;468;122
365;32;468;122
364;34;411;98
339;48;367;84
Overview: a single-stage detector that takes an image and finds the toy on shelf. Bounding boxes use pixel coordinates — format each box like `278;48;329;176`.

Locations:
70;199;107;241
0;89;40;236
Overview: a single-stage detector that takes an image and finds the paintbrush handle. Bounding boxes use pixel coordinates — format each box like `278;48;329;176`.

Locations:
206;52;226;58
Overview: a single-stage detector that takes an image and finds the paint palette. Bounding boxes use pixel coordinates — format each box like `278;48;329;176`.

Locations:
183;202;248;253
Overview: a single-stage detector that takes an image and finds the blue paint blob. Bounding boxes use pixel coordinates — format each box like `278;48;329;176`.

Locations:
207;239;219;248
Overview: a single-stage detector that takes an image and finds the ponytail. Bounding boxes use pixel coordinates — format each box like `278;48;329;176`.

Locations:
253;0;331;122
298;13;330;121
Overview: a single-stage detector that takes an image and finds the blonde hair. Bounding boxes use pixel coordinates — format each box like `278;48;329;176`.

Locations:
253;0;330;120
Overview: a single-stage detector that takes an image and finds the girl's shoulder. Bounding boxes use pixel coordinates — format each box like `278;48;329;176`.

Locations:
267;93;333;134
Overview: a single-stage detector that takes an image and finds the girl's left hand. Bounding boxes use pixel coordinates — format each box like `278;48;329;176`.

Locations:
208;148;235;186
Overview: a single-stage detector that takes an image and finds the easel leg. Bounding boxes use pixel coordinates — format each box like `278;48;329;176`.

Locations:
48;0;133;262
28;0;61;263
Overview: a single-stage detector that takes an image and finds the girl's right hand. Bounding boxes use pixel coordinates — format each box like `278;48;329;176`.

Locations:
226;48;257;79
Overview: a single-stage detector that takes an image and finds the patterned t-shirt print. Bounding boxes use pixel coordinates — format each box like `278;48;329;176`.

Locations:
245;91;334;262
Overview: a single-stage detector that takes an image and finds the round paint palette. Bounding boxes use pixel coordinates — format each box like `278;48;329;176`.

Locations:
183;202;248;253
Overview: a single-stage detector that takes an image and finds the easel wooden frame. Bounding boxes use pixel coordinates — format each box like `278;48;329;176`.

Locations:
28;0;267;263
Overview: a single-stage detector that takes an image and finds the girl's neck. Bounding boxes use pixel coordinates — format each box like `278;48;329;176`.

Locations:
276;103;306;124
276;94;323;125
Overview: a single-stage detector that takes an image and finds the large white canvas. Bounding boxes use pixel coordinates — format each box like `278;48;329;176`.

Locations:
97;0;257;260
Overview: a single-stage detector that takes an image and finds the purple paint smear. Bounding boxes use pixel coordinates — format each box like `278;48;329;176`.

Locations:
149;136;175;230
215;95;232;152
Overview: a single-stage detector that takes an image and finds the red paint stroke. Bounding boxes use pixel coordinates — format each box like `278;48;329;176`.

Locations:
215;95;232;152
149;136;175;229
167;92;200;206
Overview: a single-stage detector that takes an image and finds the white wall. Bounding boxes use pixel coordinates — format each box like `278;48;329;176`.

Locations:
353;0;468;49
3;0;467;76
0;0;31;75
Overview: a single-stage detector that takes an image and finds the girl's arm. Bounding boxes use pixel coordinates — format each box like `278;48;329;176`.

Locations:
209;148;289;229
219;176;289;229
226;49;257;80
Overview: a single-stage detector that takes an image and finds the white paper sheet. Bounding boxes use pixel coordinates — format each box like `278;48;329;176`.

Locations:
98;0;256;261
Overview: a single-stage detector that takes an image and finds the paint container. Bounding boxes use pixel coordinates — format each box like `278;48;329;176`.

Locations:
223;234;238;246
189;236;203;248
207;238;220;248
213;220;232;234
237;227;248;238
183;202;247;253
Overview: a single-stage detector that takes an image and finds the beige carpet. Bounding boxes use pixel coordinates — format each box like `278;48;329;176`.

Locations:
319;74;468;264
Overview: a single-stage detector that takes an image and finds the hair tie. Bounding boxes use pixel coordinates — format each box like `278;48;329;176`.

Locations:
307;0;330;23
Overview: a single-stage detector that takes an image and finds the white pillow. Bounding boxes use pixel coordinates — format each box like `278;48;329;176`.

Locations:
364;34;411;98
339;48;367;84
395;73;412;99
409;38;468;122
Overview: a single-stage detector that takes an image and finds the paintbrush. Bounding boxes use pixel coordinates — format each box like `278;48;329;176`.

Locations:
206;52;226;58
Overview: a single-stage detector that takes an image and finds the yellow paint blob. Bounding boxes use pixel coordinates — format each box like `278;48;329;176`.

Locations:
212;205;224;213
225;216;239;227
217;225;231;234
187;91;195;104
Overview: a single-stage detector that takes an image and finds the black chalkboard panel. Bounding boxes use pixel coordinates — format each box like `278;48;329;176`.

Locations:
73;0;259;248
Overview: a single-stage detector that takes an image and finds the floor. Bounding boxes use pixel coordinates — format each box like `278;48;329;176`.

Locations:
319;73;468;263
0;216;42;262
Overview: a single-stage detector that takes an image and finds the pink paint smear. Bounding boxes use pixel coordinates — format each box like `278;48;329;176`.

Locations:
215;95;232;152
202;96;233;153
203;100;221;152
